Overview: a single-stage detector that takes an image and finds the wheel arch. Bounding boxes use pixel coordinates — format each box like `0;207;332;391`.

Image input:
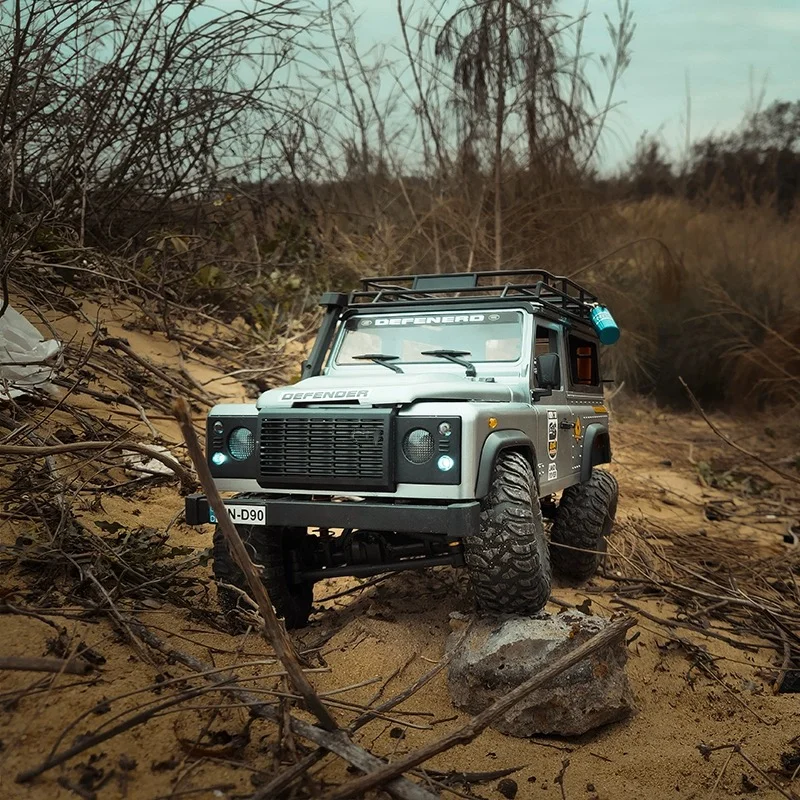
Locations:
580;422;611;482
475;430;537;499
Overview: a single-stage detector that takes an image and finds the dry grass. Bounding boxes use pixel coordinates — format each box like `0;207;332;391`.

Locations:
581;197;800;407
13;176;800;412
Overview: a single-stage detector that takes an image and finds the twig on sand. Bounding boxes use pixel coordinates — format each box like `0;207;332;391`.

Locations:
17;685;218;782
693;660;773;726
555;757;571;800
172;397;338;731
100;337;212;405
0;440;195;489
708;743;737;799
85;567;155;666
698;743;798;800
252;623;474;800
125;619;439;800
321;616;635;800
0;656;91;675
680;376;800;486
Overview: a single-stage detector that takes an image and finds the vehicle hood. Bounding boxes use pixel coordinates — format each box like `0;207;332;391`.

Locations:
257;372;514;408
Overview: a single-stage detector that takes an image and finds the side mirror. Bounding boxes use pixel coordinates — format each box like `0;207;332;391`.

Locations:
535;353;561;390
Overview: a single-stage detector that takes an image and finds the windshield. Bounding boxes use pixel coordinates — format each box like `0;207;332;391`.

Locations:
334;311;523;366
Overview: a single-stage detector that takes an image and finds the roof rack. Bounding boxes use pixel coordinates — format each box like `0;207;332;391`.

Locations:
352;269;600;324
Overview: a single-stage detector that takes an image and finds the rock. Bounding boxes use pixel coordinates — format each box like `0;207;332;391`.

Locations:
497;778;518;798
447;610;635;737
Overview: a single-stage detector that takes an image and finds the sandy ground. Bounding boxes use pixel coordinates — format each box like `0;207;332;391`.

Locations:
0;297;798;799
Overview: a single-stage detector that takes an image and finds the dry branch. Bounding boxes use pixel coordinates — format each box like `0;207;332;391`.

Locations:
252;622;474;800
101;338;213;405
680;376;800;486
172;396;337;731
0;441;194;489
127;617;440;800
323;615;635;800
0;656;91;675
17;685;217;782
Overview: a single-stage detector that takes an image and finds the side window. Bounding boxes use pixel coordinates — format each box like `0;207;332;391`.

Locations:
568;334;600;389
535;325;557;357
534;324;561;389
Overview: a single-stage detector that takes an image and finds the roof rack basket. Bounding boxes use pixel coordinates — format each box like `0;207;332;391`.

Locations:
353;269;599;324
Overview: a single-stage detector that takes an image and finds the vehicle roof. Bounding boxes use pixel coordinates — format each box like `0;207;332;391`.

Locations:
340;300;600;340
327;268;605;329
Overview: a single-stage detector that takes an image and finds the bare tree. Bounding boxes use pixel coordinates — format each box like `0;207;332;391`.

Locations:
433;0;632;268
0;0;310;245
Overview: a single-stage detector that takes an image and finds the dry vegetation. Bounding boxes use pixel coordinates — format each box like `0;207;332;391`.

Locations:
1;0;799;798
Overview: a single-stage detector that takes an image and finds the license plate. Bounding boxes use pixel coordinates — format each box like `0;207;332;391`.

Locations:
209;503;266;525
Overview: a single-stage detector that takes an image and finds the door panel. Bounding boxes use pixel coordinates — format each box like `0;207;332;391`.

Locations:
531;322;573;494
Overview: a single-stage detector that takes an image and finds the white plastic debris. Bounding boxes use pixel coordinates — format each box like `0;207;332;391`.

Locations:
121;445;175;477
0;305;61;399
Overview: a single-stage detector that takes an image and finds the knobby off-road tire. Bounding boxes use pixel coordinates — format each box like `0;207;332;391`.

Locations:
464;451;552;614
550;469;619;581
212;525;314;629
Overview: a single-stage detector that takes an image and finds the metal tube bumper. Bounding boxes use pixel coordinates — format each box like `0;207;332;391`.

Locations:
184;493;480;538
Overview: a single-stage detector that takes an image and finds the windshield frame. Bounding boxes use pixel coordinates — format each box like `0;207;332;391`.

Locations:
326;308;529;374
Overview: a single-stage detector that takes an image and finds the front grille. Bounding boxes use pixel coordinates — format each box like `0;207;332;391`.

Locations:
259;411;394;491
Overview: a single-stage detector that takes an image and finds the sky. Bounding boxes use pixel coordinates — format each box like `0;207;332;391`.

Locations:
341;0;800;171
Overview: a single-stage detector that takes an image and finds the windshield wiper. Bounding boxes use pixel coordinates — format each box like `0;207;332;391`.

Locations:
353;353;404;374
421;350;476;377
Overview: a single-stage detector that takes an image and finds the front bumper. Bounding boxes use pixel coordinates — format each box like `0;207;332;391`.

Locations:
184;493;480;539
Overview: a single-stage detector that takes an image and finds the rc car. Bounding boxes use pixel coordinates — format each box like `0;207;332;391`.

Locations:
185;269;620;627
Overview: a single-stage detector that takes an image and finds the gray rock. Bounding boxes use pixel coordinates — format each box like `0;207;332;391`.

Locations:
446;610;635;737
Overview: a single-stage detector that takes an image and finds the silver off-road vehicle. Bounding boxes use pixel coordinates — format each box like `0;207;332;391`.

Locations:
185;269;620;627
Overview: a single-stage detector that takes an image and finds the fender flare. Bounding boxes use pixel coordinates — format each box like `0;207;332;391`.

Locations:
580;422;611;482
475;430;536;499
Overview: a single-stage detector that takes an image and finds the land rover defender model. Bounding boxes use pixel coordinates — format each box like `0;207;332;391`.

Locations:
184;269;620;628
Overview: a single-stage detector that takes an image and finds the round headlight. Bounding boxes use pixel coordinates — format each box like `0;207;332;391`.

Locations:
228;427;255;460
437;454;455;471
402;428;434;464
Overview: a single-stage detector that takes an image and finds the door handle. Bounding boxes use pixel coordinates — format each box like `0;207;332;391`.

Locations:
559;420;575;429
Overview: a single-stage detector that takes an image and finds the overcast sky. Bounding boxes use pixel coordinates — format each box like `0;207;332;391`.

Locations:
342;0;800;171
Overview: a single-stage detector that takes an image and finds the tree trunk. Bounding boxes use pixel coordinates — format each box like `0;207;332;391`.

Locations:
493;0;509;270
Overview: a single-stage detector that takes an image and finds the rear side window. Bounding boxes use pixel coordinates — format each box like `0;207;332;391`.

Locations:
534;324;558;358
568;335;600;390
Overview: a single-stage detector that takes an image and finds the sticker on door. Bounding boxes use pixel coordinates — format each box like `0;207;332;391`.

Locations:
547;409;558;460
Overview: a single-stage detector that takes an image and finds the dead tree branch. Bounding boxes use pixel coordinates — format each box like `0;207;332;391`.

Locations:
0;656;91;675
127;617;440;800
0;441;194;489
17;685;217;783
172;396;337;731
680;377;800;486
323;616;635;800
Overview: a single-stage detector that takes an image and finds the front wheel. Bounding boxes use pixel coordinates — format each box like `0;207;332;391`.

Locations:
464;451;552;614
549;469;619;581
212;525;315;629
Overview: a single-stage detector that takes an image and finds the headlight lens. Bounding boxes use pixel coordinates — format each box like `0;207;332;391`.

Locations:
437;454;455;472
228;427;255;460
402;428;434;464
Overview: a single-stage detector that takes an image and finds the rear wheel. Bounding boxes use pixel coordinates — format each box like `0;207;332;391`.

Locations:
464;451;551;614
212;525;315;629
549;469;618;581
